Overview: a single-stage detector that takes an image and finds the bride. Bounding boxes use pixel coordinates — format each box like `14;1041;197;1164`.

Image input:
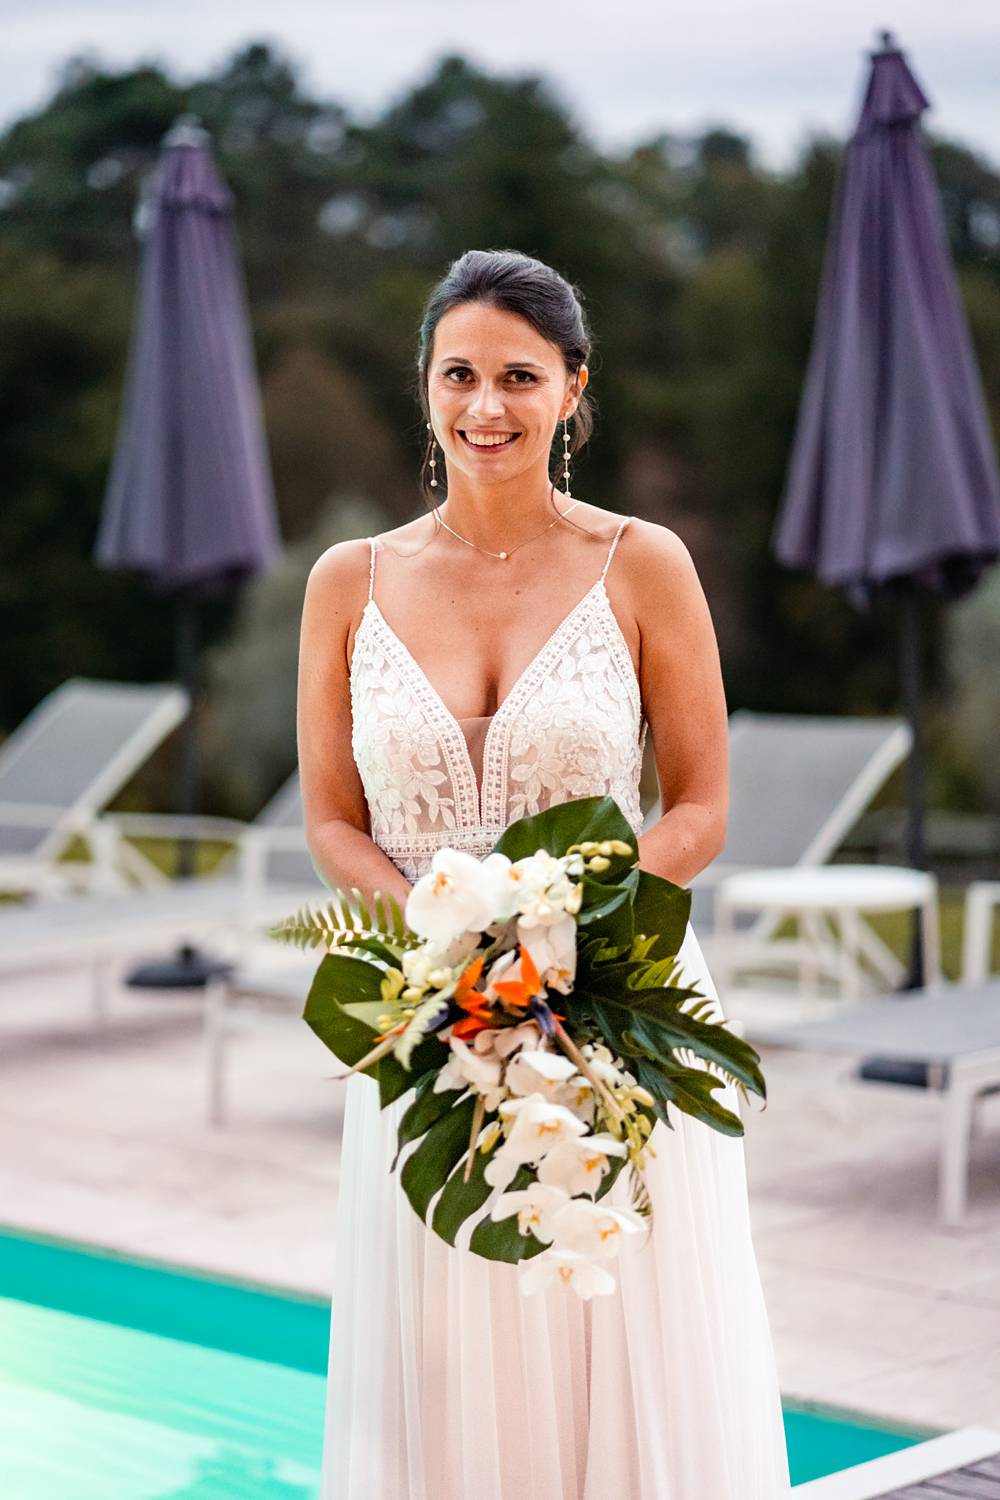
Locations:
297;248;791;1499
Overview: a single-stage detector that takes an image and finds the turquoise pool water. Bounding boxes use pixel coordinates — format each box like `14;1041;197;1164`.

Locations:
0;1226;924;1496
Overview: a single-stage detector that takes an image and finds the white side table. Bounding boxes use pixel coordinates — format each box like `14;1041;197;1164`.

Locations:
715;865;941;1001
962;881;1000;985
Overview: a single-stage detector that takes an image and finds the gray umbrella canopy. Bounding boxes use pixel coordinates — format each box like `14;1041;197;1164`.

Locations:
95;116;280;596
772;36;1000;993
773;37;1000;607
94;117;281;897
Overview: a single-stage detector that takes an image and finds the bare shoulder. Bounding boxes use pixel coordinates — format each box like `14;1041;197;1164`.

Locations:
573;506;695;573
615;515;706;615
304;535;373;614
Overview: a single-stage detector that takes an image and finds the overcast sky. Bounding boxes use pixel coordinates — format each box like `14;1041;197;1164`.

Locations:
3;0;1000;171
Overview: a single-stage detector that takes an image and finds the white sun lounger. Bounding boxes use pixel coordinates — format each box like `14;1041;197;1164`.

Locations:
752;977;1000;1225
642;712;911;986
0;773;326;1019
0;677;189;897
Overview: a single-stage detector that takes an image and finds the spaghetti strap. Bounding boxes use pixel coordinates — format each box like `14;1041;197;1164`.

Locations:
367;537;378;603
600;515;631;582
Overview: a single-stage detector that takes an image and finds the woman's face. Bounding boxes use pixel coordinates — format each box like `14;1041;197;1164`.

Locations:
427;301;587;488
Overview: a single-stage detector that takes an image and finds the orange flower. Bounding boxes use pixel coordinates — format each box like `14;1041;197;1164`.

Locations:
491;945;543;1012
456;953;485;997
450;954;494;1040
491;945;567;1026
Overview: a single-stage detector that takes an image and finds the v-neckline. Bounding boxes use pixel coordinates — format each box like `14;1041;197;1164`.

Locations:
365;577;604;729
354;576;635;828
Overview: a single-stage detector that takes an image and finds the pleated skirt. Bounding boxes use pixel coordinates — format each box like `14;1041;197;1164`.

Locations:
321;924;792;1500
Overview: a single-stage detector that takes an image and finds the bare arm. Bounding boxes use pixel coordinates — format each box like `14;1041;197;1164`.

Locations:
631;523;729;888
296;539;414;912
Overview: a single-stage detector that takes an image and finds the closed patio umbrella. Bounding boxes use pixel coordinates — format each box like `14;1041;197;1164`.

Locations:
95;114;281;980
772;32;1000;999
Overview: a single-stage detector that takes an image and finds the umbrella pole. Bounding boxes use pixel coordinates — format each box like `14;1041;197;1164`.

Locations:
856;590;932;1088
123;587;233;991
898;590;928;988
174;590;199;880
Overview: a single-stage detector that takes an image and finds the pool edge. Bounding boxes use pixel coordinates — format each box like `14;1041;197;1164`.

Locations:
791;1425;1000;1496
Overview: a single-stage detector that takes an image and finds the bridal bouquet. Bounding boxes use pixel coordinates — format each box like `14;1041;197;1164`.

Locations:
269;796;766;1299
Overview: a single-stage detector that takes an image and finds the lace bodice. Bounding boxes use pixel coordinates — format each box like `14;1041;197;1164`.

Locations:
350;516;648;881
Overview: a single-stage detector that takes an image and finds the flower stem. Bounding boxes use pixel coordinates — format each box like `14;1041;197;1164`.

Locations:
550;1016;627;1125
331;1025;407;1080
463;1094;487;1182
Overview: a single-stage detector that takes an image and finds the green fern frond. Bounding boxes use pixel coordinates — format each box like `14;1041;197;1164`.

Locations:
628;1163;653;1223
351;886;372;931
372;890;407;942
396;991;452;1071
268;885;416;951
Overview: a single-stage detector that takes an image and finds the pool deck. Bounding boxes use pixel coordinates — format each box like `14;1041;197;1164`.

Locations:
881;1449;1000;1497
793;1428;1000;1497
2;946;1000;1440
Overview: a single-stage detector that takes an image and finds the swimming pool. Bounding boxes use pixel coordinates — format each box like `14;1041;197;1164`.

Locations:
0;1226;926;1495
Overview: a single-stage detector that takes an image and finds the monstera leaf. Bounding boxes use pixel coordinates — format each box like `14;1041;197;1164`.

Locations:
303;954;442;1105
493;794;634;875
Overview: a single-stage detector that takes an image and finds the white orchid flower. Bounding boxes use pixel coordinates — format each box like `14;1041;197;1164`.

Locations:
548;1198;647;1260
535;1132;628;1196
489;1180;571;1241
582;1041;615;1064
482;948;518;1000
483;1149;520;1191
518;913;577;993
497;1093;587;1164
401;931;477;990
432;1034;506;1109
518;1246;617;1300
555;1074;597;1125
505;1047;578;1099
513;851;581;928
462;1019;542;1063
478;852;525;921
406;848;501;944
586;1054;631;1089
510;850;559;890
579;1043;653;1102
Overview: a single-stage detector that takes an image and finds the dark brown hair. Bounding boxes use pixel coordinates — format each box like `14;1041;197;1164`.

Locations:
414;248;595;505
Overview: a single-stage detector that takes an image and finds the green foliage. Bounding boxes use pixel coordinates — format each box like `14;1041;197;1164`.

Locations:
399;1093;479;1221
468;1164;550;1264
287;795;768;1263
302;950;443;1106
3;44;998;814
493;794;635;864
269;885;411;957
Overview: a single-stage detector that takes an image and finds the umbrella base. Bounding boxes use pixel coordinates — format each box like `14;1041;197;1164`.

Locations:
856;1056;929;1089
125;942;234;990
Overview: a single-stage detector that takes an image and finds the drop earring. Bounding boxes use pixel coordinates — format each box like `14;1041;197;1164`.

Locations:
562;416;572;496
426;420;439;488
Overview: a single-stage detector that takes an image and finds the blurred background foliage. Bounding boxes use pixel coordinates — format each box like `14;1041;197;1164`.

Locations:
1;43;998;822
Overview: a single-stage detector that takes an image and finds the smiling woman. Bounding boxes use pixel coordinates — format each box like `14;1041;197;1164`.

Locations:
295;247;791;1499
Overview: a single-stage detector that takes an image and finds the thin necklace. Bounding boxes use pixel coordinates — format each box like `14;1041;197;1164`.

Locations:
435;496;582;560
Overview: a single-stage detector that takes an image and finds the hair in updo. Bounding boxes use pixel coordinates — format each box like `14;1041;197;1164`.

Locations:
414;248;595;505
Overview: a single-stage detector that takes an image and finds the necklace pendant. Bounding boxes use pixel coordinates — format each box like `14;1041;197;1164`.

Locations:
498;550;508;560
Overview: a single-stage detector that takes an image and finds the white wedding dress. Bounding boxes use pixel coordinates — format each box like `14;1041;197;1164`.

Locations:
322;517;791;1499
